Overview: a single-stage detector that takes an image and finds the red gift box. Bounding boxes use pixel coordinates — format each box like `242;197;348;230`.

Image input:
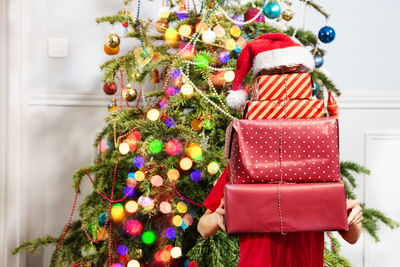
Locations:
224;117;340;184
224;182;348;234
242;99;324;120
251;73;313;101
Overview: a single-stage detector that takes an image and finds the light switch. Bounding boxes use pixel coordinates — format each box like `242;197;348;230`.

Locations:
48;38;68;58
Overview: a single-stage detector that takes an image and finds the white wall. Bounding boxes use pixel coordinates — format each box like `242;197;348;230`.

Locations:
1;0;400;266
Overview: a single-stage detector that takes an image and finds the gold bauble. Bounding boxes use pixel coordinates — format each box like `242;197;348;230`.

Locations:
105;33;120;49
122;85;137;102
155;20;169;33
282;9;294;21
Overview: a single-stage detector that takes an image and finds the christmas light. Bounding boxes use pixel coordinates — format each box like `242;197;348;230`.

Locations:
125;200;139;214
226;39;236;50
165;87;177;96
167;168;180;181
183;213;194;226
181;83;194;97
170;247;182;258
207;161;220;175
150;175;163;187
134;171;145;182
111;203;125;222
159;201;172;214
190;119;202;131
127;260;140;267
98;212;108;227
165;117;177;128
133;156;145;168
165;227;176;239
179;157;193;171
126;177;137;187
224;70;235;82
178;24;192;37
117;244;128;256
119;143;130;155
177;201;188;213
126;219;143;235
195;22;208;34
212;25;226;37
148;139;163;154
123;186;135;197
172;215;183;226
186;143;202;160
142;231;156;244
194;55;209;68
159;7;170;19
165;139;182;155
147;109;160;121
230;25;241;37
190;170;202;182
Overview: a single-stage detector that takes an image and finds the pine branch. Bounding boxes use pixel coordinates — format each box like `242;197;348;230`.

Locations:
11;236;58;255
362;206;400;242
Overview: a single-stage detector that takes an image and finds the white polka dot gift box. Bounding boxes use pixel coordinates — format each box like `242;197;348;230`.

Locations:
224;117;340;184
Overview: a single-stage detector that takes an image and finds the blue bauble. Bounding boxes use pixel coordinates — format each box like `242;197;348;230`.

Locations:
263;2;281;19
318;26;336;43
314;54;324;68
312;82;319;96
98;212;108;227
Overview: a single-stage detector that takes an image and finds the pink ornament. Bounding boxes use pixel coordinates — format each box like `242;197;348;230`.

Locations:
244;8;265;23
165;139;183;156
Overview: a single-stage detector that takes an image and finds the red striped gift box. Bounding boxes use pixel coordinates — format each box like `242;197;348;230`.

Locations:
252;73;313;101
242;99;324;120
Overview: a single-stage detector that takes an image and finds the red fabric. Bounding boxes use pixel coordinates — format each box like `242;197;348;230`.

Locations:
203;166;325;267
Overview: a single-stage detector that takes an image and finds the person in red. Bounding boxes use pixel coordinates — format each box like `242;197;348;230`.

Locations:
197;166;363;267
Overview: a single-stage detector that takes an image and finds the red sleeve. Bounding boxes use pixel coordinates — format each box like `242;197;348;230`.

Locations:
203;165;229;212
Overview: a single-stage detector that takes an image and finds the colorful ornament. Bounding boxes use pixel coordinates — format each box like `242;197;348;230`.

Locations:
165;227;176;239
142;231;156;244
224;70;235;82
133;46;153;67
186;143;202;160
312;82;319;96
126;219;142;235
103;82;117;95
244;8;265;23
202;29;216;44
194;55;209;68
98;212;108;227
111;203;125;222
117;245;128;256
165;27;179;46
165;87;177;96
105;33;120;49
218;51;230;64
213;25;226;38
134;170;145;182
139;196;155;211
226;39;236;50
133;156;145;168
179;157;193;171
159;7;170;19
181;83;194;98
191;119;202;131
179;43;196;59
155;19;169;33
127;260;140;267
122;85;137;102
104;44;120;55
125;200;139;213
177;2;189;20
314;54;324;68
178;24;192;38
147;108;160;121
190;170;202;182
327;91;339;117
230;25;241;37
264;2;281;19
119;142;130;155
124;186;135;197
148;139;163;154
150;175;163;187
282;9;294;21
159;201;172;214
195;22;208;34
207;161;220;175
165;139;183;155
170;68;181;79
167;168;180;181
318;26;336;43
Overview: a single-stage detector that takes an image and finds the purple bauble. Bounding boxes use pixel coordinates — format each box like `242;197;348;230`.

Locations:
165;117;177;128
177;11;189;20
165;87;177;96
218;51;230;64
244;8;265;23
170;68;181;79
233;14;244;28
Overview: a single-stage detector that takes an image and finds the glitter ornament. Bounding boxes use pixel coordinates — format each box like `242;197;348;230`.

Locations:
207;161;220;175
179;43;196;59
127;260;140;267
314;54;324;68
170;68;181;79
97;227;108;240
165;87;177;96
159;98;168;109
218;51;230;64
178;24;192;38
172;215;183;226
119;142;130;155
191;119;202;131
98;212;108;227
111;203;125;222
148;139;163;154
125;200;139;213
159;201;172;214
210;70;227;88
170;247;182;258
133;156;145;168
103;82;117;95
282;9;294;21
318;26;336;43
181;83;194;98
105;33;120;49
159;7;170;19
213;25;226;37
177;202;188;213
117;244;128;256
190;170;202;182
226;39;236;50
167;168;180;181
194;55;209;68
150;175;163;187
244;8;265;23
195;22;208;34
165;117;177;128
104;44;120;55
165;227;176;239
264;2;281;19
230;25;241;37
202;29;216;44
186;143;202;160
165;139;183;155
122;85;137;102
126;219;143;235
147;109;160;121
224;70;235;82
142;231;156;244
179;157;193;171
134;171;145;182
155;19;169;33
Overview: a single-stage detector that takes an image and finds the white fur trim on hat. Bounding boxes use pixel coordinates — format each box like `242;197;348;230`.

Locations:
226;90;248;109
252;46;315;76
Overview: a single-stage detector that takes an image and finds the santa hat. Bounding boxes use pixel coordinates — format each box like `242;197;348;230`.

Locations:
226;33;315;109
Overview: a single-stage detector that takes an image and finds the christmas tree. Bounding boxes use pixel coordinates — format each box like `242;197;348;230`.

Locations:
13;0;398;266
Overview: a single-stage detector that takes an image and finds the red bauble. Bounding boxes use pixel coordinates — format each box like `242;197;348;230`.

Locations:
103;82;117;95
244;8;265;23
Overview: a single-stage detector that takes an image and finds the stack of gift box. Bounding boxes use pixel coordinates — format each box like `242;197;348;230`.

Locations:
223;72;349;234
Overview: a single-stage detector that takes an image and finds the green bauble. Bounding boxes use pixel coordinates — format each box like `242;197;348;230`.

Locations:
149;139;163;154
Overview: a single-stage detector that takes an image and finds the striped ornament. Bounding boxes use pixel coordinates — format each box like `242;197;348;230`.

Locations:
242;99;324;120
252;73;313;101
